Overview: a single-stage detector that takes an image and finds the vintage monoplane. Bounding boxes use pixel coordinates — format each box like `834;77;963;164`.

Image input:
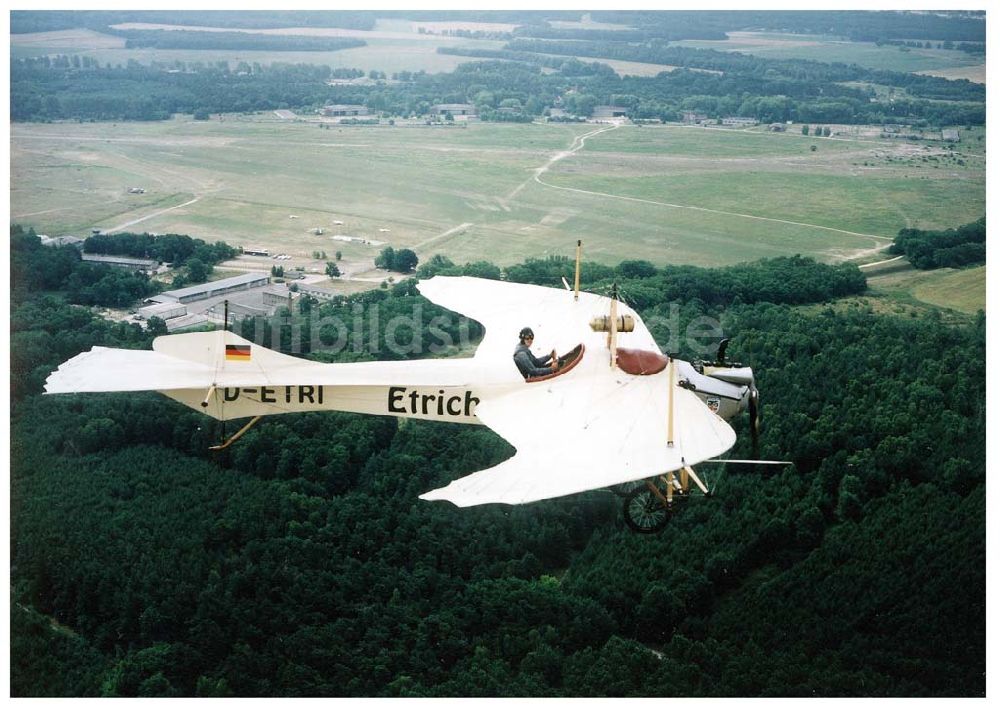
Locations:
45;250;766;533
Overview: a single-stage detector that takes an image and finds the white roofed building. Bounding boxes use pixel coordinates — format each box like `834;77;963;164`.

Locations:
159;272;270;303
81;253;159;272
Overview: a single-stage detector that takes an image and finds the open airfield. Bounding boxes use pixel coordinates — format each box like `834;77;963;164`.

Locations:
11;118;984;283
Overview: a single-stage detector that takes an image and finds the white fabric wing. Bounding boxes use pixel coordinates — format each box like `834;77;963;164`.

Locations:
420;360;736;506
418;276;659;367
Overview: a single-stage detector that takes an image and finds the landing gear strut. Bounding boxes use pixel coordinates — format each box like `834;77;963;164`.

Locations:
622;472;690;534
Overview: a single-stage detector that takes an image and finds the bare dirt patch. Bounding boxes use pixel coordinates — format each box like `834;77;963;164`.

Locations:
411;21;518;33
916;65;985;84
10;28;126;50
721;31;827;48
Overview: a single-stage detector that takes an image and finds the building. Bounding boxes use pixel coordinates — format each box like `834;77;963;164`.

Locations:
592;105;628;119
296;283;340;301
431;103;476;116
81;253;159;273
137;301;187;321
681;111;708;124
242;247;270;257
722;116;758;127
38;235;84;248
321;104;369;117
942;128;961;142
158;272;270;304
263;285;302;308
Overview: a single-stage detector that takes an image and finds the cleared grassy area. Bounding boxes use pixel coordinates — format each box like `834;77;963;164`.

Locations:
10;118;984;270
539;124;984;240
675;32;984;80
583;124;864;157
911;266;986;313
867;264;986;314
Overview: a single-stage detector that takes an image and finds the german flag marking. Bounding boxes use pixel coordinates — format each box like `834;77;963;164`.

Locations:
225;344;252;361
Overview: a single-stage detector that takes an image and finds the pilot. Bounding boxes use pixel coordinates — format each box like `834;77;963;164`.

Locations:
513;327;558;380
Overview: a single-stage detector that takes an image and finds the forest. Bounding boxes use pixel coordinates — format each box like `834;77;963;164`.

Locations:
117;30;366;53
11;9;985;44
11;53;983;127
10;8;985;126
10;227;240;308
10;225;985;696
82;231;237;269
889;217;986;270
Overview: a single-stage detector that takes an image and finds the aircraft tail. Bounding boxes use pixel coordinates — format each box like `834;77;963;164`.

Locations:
44;330;322;395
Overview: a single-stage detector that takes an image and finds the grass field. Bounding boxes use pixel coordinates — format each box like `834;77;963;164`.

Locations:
866;264;986;314
675;32;985;82
10;117;985;271
9;22;507;74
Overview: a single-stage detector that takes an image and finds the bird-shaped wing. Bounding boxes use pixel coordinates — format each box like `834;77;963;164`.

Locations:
417;277;736;506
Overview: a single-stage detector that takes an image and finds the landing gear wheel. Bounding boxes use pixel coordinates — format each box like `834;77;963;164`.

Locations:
610;480;645;498
623;486;680;534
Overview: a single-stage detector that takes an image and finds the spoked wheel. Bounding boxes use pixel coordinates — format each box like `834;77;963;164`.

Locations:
623;484;684;534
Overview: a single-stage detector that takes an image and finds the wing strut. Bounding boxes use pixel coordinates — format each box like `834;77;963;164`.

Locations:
209;415;262;451
667;357;676;447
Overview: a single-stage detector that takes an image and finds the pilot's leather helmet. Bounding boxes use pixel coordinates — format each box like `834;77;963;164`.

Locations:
519;327;534;341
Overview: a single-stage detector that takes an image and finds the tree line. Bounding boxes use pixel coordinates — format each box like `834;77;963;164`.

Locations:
586;10;984;44
10;10;379;34
11;226;240;310
11;226;160;310
84;231;237;270
888;216;985;270
12;10;984;44
12;25;984;126
115;29;366;53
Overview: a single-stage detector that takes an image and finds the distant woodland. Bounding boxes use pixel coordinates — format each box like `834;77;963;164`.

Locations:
10;10;986;44
118;31;366;53
10;54;984;127
10;225;985;696
9;9;984;126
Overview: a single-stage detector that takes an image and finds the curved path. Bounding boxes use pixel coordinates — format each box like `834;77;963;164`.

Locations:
104;196;201;234
534;168;892;244
507;121;893;251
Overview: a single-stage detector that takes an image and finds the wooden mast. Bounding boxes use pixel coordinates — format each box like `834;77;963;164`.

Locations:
609;282;618;369
574;240;581;301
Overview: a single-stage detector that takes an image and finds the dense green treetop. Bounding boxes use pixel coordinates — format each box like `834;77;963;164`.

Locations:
10;222;984;696
889;216;985;270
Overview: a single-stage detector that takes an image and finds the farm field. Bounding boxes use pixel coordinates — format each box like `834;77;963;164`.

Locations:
675;32;985;82
10;117;984;270
9;21;507;74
